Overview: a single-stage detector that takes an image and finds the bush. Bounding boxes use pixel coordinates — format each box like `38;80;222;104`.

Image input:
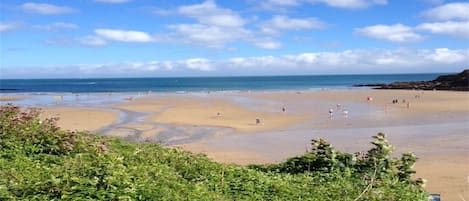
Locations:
0;105;428;200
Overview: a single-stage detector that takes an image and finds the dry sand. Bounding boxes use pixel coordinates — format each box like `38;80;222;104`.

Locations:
40;107;119;132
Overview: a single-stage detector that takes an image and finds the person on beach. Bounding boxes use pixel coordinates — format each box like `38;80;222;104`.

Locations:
256;118;261;124
282;107;286;113
125;96;133;101
54;95;63;104
342;109;349;118
328;109;334;118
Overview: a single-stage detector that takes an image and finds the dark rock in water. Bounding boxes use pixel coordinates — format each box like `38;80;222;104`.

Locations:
353;83;386;87
354;69;469;91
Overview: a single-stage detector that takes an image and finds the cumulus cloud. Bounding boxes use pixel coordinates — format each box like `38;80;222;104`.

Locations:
94;29;154;42
306;0;387;9
167;24;249;48
260;15;325;35
0;22;22;32
425;48;468;63
422;2;469;21
222;48;468;74
417;21;469;38
21;2;77;15
33;22;78;32
355;24;423;42
178;0;246;27
95;0;132;3
163;1;327;49
2;48;467;78
157;1;254;48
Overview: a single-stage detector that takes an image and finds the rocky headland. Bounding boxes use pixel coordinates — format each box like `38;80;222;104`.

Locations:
355;69;469;91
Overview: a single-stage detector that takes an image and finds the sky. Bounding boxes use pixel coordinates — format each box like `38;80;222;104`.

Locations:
0;0;468;78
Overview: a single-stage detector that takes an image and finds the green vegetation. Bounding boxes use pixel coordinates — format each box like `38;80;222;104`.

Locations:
0;104;428;200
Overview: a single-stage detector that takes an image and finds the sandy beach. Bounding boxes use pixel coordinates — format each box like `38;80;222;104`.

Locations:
0;95;27;102
4;89;468;200
39;107;119;132
115;95;307;133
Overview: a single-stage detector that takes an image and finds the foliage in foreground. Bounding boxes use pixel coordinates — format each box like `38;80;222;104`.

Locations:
0;104;428;200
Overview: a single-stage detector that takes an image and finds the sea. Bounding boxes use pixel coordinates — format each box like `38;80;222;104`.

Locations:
0;73;444;94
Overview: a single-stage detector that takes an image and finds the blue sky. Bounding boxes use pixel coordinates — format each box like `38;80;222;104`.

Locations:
1;0;468;78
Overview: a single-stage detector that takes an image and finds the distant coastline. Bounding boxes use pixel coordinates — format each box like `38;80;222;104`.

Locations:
354;69;469;91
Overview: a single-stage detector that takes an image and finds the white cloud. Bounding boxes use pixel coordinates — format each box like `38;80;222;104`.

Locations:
33;22;78;31
78;36;108;46
167;24;250;48
417;21;469;38
422;2;469;21
184;58;215;71
355;24;423;42
259;0;386;10
158;1;254;48
306;0;387;9
3;48;467;78
259;0;300;11
95;0;132;3
165;1;326;49
94;29;154;42
250;39;283;49
178;0;246;27
0;22;21;32
21;2;77;15
425;48;468;63
266;0;300;6
260;15;325;35
222;48;468;74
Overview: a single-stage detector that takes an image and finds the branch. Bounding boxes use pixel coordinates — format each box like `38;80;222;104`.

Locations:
353;162;378;201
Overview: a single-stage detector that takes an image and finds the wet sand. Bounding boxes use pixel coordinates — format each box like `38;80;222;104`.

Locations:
7;89;469;200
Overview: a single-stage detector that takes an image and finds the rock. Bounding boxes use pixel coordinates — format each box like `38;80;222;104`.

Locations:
354;69;469;91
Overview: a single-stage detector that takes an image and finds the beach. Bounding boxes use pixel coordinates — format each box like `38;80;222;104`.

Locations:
2;89;468;200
